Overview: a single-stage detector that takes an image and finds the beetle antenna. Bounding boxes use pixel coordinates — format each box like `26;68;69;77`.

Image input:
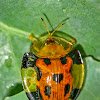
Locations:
41;18;51;36
51;22;66;36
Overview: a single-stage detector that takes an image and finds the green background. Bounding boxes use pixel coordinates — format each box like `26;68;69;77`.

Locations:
0;0;100;100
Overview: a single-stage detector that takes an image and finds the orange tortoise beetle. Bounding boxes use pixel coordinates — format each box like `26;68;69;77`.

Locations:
21;18;84;100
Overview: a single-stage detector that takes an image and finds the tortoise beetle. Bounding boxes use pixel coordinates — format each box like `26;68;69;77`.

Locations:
21;18;84;100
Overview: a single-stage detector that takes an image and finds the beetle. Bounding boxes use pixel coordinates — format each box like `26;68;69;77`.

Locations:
21;18;84;100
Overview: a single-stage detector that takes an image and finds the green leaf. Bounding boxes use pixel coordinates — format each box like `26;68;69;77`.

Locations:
4;91;28;100
0;0;100;100
0;23;31;100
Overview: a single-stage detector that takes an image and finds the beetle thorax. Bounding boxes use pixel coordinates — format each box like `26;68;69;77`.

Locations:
39;42;67;58
31;36;73;59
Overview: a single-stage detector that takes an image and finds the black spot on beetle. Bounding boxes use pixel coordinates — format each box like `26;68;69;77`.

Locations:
26;92;35;100
70;89;80;100
69;66;72;74
21;52;38;69
64;84;70;96
67;49;83;64
35;66;42;81
21;52;28;68
60;57;67;64
45;85;51;97
53;74;63;83
44;58;51;65
33;86;42;100
26;86;42;100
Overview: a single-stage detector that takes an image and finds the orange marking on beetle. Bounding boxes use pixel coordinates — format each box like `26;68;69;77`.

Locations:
36;57;73;100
